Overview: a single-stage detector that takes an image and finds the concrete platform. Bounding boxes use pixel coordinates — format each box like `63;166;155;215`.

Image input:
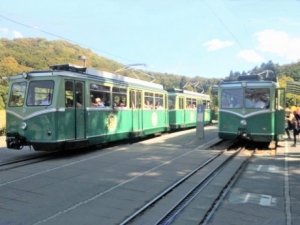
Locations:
208;137;300;225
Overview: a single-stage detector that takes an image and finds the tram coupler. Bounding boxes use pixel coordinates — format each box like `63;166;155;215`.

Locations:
6;132;28;150
237;130;252;141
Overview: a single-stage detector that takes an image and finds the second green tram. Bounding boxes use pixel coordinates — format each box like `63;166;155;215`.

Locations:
167;88;212;129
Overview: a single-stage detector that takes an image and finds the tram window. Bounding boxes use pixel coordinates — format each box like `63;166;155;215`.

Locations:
245;88;270;109
130;90;136;108
155;93;164;109
26;81;54;106
9;82;27;107
65;81;74;107
168;96;175;109
221;89;243;109
112;87;127;107
130;90;141;109
145;92;154;109
90;84;111;107
186;98;196;109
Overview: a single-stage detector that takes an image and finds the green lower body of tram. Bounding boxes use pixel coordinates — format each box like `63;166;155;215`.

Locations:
168;109;212;130
218;111;284;142
6;109;170;151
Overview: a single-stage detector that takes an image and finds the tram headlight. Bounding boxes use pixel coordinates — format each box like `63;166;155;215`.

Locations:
22;72;28;79
240;120;247;126
21;122;27;130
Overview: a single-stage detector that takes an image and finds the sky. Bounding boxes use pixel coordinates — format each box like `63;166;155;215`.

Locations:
1;0;300;79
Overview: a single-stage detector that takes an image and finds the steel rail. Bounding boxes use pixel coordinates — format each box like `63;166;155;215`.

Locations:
155;147;244;225
119;150;225;225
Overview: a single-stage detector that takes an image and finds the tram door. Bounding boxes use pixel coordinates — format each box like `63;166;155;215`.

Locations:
75;82;85;139
64;81;85;140
131;90;142;131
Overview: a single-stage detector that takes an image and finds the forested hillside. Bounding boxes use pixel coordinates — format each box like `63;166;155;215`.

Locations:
0;38;300;109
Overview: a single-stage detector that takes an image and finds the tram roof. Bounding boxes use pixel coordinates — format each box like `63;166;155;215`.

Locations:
166;88;210;98
10;63;164;90
51;63;163;90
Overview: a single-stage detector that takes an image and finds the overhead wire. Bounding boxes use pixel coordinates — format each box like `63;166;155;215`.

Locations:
204;1;257;69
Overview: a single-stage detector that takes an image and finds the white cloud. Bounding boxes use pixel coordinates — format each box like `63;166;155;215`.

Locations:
0;28;9;33
12;30;23;38
0;28;23;38
254;29;300;61
237;50;264;63
203;39;235;51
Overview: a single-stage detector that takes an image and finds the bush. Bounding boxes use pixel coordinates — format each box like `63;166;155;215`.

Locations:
0;127;6;136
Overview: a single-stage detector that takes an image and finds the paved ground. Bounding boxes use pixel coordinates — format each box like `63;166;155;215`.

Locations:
1;132;300;224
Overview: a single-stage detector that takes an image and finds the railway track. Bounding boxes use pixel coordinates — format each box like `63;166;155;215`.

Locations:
120;143;253;225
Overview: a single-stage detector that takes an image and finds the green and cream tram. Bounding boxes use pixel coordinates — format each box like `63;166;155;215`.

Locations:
6;64;169;151
167;88;211;130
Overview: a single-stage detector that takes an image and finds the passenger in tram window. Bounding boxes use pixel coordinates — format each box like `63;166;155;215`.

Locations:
119;100;125;107
245;95;254;108
40;93;52;105
145;100;151;109
155;101;162;109
66;98;73;107
95;98;105;107
91;97;98;107
186;102;191;108
253;94;266;108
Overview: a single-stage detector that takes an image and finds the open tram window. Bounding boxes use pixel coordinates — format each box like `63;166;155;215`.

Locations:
221;89;243;109
26;81;54;106
9;82;27;107
155;93;164;109
112;87;127;107
90;83;111;107
144;92;154;109
130;90;142;109
245;88;270;109
186;98;196;109
203;98;211;109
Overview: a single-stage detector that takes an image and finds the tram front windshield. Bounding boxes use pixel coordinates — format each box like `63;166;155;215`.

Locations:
26;81;54;106
221;88;270;109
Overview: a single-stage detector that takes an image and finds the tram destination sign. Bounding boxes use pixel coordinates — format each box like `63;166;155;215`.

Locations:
286;81;300;95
